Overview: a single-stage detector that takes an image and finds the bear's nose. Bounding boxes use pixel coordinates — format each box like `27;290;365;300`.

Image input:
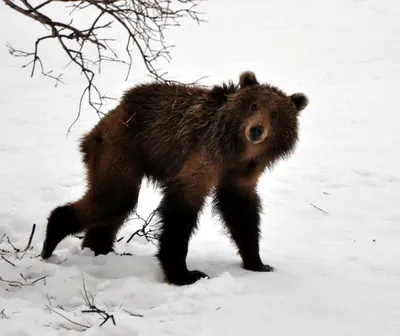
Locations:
249;123;264;142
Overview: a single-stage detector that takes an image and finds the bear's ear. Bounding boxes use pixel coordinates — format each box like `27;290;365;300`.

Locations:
239;71;259;88
290;93;309;112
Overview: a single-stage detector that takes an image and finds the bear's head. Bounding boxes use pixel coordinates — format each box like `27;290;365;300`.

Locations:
229;71;309;164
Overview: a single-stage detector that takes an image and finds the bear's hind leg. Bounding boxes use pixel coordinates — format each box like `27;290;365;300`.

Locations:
156;187;208;286
79;174;142;256
41;203;84;259
41;161;142;259
212;171;274;272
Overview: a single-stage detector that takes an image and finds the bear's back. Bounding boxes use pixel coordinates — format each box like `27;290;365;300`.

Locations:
110;83;214;180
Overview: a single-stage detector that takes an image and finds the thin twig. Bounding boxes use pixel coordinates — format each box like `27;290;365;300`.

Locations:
6;237;19;253
125;209;158;245
1;256;16;267
45;305;90;331
123;309;144;318
0;277;26;286
30;275;48;286
23;224;36;252
18;223;37;260
0;275;48;287
311;203;329;215
0;309;9;319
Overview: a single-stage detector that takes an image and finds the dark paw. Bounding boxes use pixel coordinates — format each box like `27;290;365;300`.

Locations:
167;270;209;286
82;243;114;256
118;252;133;256
41;244;55;259
81;231;115;256
244;263;274;272
94;248;114;256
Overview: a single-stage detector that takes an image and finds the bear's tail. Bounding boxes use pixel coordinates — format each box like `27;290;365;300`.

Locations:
41;204;82;259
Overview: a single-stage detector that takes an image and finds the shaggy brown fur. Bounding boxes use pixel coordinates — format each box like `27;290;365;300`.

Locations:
41;71;309;285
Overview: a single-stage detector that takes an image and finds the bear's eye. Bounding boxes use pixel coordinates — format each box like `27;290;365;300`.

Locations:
271;111;278;119
250;102;258;112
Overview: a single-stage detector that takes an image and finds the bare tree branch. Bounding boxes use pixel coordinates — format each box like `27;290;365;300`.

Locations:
123;209;159;245
0;309;10;320
1;256;16;267
0;224;37;261
80;276;116;327
45;305;90;331
0;275;48;287
3;0;206;133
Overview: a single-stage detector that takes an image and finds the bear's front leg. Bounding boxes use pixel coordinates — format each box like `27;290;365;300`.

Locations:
156;189;209;285
213;174;274;272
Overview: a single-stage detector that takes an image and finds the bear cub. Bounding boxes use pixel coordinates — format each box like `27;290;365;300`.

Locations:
41;71;309;286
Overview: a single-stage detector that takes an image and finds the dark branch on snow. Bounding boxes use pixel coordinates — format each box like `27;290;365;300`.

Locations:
80;276;116;327
45;304;91;331
0;224;37;261
0;309;10;320
0;275;48;287
311;203;329;215
1;256;16;267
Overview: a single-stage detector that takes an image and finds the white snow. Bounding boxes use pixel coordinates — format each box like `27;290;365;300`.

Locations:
1;0;400;335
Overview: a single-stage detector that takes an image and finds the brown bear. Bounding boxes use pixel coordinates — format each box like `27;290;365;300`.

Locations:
41;71;309;286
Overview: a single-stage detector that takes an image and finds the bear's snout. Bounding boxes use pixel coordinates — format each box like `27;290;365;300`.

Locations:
249;123;264;142
245;120;268;144
244;107;270;144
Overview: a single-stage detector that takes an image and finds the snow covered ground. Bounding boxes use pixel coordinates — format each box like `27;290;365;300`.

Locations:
1;0;400;335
